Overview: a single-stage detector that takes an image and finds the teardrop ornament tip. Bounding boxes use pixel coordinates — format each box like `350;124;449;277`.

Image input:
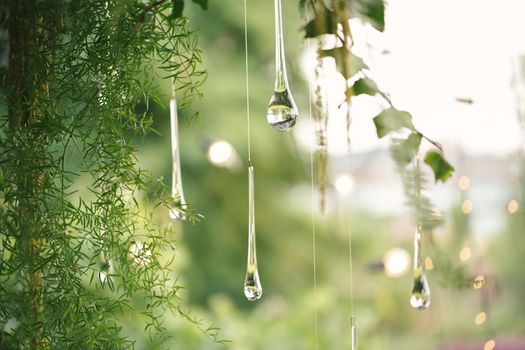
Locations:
351;317;358;350
410;271;431;310
267;89;298;132
243;164;262;301
410;227;431;310
244;269;262;301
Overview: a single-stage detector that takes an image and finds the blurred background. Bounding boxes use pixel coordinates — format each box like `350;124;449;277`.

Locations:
134;0;525;349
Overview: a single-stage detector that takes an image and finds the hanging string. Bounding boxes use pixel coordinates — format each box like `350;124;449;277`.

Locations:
347;204;355;314
241;0;264;302
243;0;252;163
341;14;358;346
306;25;319;350
346;102;357;334
345;152;357;349
344;112;355;323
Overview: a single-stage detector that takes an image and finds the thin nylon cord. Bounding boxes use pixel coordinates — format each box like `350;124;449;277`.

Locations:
307;32;319;350
243;0;252;163
344;53;356;349
345;141;355;316
346;154;356;349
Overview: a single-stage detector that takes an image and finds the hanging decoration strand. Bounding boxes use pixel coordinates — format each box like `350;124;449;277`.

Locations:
343;111;357;347
243;0;252;162
168;49;187;220
307;31;319;350
410;158;431;310
168;50;187;220
242;0;262;301
168;96;187;221
341;11;357;343
346;155;358;349
345;158;357;349
267;0;299;132
351;316;358;350
348;205;355;315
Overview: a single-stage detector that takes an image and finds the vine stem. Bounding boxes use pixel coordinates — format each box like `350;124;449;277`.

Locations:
368;73;444;153
308;0;318;16
135;0;169;32
136;0;168;20
330;0;353;150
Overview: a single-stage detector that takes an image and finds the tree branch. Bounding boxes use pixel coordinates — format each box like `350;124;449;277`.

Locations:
135;0;169;32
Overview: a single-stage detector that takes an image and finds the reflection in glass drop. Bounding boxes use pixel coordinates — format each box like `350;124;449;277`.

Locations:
169;98;187;221
267;89;299;132
267;0;298;132
411;271;431;310
410;226;431;310
243;164;262;301
244;269;262;301
351;317;358;350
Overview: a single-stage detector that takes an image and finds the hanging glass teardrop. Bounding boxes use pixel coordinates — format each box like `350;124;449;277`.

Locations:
243;163;262;301
267;0;298;132
410;225;431;310
168;98;187;221
351;317;358;350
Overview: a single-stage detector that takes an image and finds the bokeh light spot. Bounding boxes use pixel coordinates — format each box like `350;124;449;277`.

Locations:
484;340;496;350
459;247;472;262
458;176;470;191
473;275;485;289
383;248;410;278
474;312;487;325
334;174;354;196
462;200;474;214
508;199;519;214
208;140;233;166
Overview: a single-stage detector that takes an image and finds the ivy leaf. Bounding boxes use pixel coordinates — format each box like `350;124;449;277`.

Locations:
170;0;185;19
349;0;385;32
319;48;368;78
351;77;378;96
348;53;368;77
191;0;208;10
304;6;335;38
424;151;455;182
373;108;416;138
391;132;422;165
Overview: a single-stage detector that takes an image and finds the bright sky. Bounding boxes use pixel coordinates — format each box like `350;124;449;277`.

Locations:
299;0;525;156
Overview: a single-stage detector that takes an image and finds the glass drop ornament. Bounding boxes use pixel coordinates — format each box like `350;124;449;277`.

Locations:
410;225;431;310
168;98;187;220
243;164;262;301
351;317;358;350
267;0;298;132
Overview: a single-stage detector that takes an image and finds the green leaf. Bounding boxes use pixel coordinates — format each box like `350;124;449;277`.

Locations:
373;108;415;138
319;48;368;78
349;53;368;77
424;151;455;182
349;0;385;32
299;0;307;10
191;0;208;10
391;132;422;165
171;0;185;19
351;77;378;96
304;7;335;38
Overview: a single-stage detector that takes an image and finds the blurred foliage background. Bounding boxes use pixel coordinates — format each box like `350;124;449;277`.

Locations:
132;1;525;349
